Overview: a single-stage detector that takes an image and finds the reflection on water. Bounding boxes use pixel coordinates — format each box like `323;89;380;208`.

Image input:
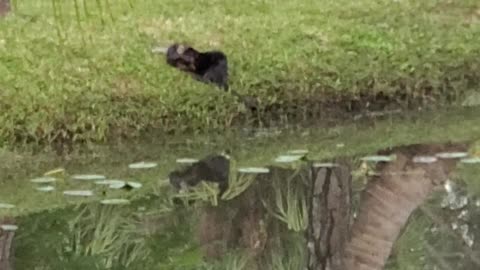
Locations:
2;109;480;269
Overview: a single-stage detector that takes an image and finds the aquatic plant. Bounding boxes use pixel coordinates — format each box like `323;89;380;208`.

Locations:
65;204;150;268
264;168;308;232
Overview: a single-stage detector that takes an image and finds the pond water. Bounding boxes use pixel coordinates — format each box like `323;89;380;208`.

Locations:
1;106;480;270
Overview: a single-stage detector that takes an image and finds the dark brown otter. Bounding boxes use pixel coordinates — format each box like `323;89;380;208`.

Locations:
166;43;229;90
169;154;230;196
161;43;258;110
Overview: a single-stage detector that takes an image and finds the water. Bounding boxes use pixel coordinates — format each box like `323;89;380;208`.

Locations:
1;107;480;270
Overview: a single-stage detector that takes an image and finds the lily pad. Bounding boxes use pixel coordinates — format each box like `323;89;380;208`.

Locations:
360;155;396;162
100;199;130;205
435;152;468;159
63;190;94;197
30;176;57;183
313;162;339;168
287;149;309;155
127;181;143;189
95;180;126;186
176;158;199;164
412;156;438;164
274;155;304;163
237;167;270;174
460;157;480;164
44;168;65;176
0;203;15;209
72;174;106;181
128;161;158;169
35;186;55;192
109;182;127;189
106;181;142;190
0;224;18;231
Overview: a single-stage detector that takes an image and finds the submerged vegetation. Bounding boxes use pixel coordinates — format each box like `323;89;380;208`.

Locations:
1;0;480;146
8;140;480;269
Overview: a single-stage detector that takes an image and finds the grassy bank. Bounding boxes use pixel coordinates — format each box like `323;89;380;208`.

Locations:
1;0;479;146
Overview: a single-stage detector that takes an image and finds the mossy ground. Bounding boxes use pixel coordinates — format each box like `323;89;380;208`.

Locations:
0;0;479;146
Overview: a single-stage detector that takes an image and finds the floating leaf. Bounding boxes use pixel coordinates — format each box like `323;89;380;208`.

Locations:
460;157;480;164
176;158;199;164
435;152;468;159
63;190;94;197
30;176;56;183
127;182;142;189
287;149;309;155
35;186;55;192
0;224;18;231
0;203;15;209
109;182;126;189
72;174;106;181
100;199;130;205
238;167;270;174
313;162;339;168
274;155;304;163
94;180;126;186
360;155;396;162
128;161;158;169
44;168;65;176
412;156;437;164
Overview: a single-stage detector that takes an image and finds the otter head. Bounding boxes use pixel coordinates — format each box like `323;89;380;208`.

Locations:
166;43;199;72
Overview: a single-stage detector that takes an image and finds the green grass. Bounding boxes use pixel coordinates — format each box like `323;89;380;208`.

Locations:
0;0;479;146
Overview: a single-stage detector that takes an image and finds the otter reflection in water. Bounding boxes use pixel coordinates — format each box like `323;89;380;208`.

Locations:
168;154;230;197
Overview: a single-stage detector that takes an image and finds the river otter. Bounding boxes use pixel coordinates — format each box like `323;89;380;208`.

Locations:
154;43;258;110
165;43;229;90
169;154;230;196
